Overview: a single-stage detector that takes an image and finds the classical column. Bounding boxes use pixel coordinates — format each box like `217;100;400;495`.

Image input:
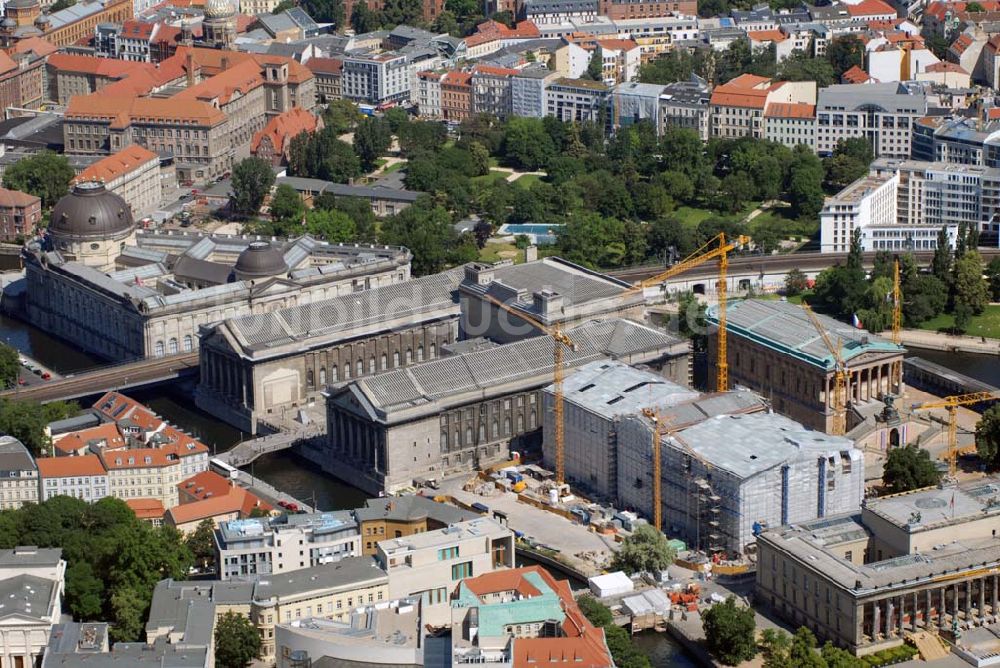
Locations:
954;584;960;625
872;600;881;639
886;599;895;637
898;595;905;636
966;580;973;618
940;587;949;630
979;577;986;620
925;589;932;628
913;592;919;631
993;575;999;618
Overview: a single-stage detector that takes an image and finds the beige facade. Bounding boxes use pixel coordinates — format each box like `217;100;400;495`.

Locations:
74;145;162;219
757;478;1000;654
0;548;65;668
0;437;38;511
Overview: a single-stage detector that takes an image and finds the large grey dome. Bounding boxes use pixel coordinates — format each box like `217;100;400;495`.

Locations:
203;0;235;19
234;241;287;279
49;181;133;239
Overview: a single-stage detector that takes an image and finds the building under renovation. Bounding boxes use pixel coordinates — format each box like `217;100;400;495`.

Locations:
616;404;864;556
706;299;906;433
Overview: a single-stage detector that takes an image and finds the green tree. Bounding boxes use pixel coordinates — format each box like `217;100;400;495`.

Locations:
502;117;556;170
0;398;79;456
903;274;947;326
967;1;985;10
215;611;262;668
882;443;941;493
760;628;792;668
824;138;874;191
323;99;363;134
351;0;381;32
302;0;344;23
576;594;614;627
65;561;104;619
469;141;491;176
954;251;990;316
778;49;836;87
354;117;392;171
702;596;757;666
610;524;676;575
975;405;1000;470
109;585;147;642
585;44;604;81
785;268;809;297
379;197;462;275
825;36;865;79
305;208;356;242
0;345;18;389
49;0;75;10
931;227;952;284
186;519;217;570
988;257;1000;301
789;627;827;668
269;184;304;227
271;0;295;11
230;157;275;217
787;147;825;219
3;151;74;209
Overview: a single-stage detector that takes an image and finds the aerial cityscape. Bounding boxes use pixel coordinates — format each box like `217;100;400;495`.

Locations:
0;0;996;664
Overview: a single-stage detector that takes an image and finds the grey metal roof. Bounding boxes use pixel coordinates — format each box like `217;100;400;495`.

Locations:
42;638;210;668
0;574;54;621
816;82;928;114
865;477;1000;530
256;12;297;33
522;0;597;13
355;318;680;412
276;177;424;202
0;437;35;473
0;546;62;568
560;360;697;419
254;557;387;601
354;495;479;524
171;255;232;286
707;299;904;371
226;267;462;353
667;411;855;479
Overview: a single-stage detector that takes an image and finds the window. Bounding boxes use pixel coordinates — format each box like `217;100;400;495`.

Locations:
183;335;193;352
451;561;473;580
154;341;164;357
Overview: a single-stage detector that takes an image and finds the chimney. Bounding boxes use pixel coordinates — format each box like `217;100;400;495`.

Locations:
464;263;495;286
533;289;563;316
185;50;194;87
221;56;230;71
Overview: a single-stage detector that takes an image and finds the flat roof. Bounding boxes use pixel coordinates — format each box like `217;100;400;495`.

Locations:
559;359;697;419
254;557;387;600
378;518;508;554
864;477;1000;531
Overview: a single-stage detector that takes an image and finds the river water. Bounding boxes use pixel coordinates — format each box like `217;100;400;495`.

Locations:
25;315;1000;666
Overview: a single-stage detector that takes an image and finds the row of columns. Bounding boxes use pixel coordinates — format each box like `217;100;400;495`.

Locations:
201;348;251;408
863;575;1000;642
824;361;900;408
328;408;385;475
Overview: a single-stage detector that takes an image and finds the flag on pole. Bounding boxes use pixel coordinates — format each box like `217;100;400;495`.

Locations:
852;313;863;329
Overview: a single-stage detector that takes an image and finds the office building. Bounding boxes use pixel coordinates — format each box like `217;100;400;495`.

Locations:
820;172;899;253
815;83;928;159
658;76;711;140
544;77;609;124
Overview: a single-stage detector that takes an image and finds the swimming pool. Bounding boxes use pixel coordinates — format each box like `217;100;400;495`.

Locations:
497;223;563;245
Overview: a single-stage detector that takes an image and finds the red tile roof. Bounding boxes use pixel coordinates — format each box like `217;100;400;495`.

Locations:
9;36;57;58
120;19;156;39
748;29;788;42
65;95;226;129
306;56;342;75
166;487;271;525
53;423;126;455
37;454;106;478
595;38;638;51
472;64;520;77
47;53;143;78
926;60;968;73
764;102;815;118
846;0;896;16
178;470;237;501
841;64;873;83
126;498;166;520
74;146;159;186
0;187;39;208
251;107;320;154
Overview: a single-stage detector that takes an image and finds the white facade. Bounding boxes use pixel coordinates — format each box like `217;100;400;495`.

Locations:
341;54;411;106
0;547;65;668
815;83;928;159
0;437;37;511
415;72;442;119
820;172;899;253
38;467;108;503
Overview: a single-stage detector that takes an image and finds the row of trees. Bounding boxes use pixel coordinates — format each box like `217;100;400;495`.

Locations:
0;497;192;641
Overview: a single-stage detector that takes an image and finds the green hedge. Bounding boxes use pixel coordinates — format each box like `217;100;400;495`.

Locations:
862;644;919;667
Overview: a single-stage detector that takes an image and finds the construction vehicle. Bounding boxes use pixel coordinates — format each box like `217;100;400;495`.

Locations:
802;304;849;436
630;233;750;393
910;391;997;477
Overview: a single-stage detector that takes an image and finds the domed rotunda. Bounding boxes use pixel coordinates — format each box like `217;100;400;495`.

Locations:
233;241;288;281
48;181;136;272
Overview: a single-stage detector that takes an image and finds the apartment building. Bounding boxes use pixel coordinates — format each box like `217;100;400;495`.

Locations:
441;69;472;122
376;518;514;626
659;77;711;140
355;496;479;555
215;512;362;580
306;57;342;103
518;0;597;26
251;107;322;167
815;82;928;159
0;187;41;240
545;77;609;123
472;65;518;118
415;70;443;118
37;455;108;502
73;145;161;219
0;437;38;511
763;101;816;149
710;74;815;140
599;0;695;19
341;52;410;106
820;172;899;253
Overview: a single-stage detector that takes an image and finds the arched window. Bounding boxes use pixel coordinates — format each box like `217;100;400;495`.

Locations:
430;343;436;358
154;341;164;357
405;348;412;364
356;360;363;376
168;338;178;354
465;426;473;444
440;431;448;449
381;353;387;370
417;345;424;362
307;369;314;386
504;417;511;435
369;357;376;374
330;365;338;382
478;423;485;441
344;363;351;379
319;367;326;385
529;410;536;429
492;419;498;438
393;351;400;366
183;335;193;352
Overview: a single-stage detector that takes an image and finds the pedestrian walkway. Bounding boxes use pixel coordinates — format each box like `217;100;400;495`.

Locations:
890;328;1000;355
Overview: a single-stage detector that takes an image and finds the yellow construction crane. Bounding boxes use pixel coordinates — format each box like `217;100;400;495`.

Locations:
910;391;997;478
475;291;575;486
802;304;848;436
641;408;666;532
632;233;750;393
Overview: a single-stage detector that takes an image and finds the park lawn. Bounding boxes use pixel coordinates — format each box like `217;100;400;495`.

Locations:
382;161;406;174
472;170;510;185
675;205;716;229
512;173;544;188
748;208;818;243
479;242;523;264
917;304;1000;339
